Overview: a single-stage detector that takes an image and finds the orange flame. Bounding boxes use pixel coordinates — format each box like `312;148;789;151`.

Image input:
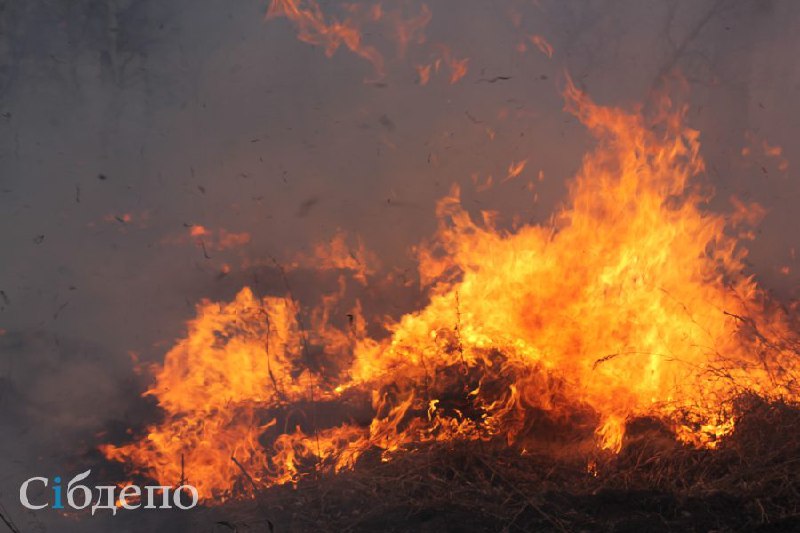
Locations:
267;0;385;80
415;63;432;86
267;1;445;84
102;79;800;500
389;3;432;58
503;159;528;183
434;45;469;84
292;230;378;285
529;34;553;58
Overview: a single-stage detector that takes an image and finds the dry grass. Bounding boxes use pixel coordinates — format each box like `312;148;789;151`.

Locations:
200;395;800;532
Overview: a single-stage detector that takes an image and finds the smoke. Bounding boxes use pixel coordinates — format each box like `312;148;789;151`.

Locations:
0;0;797;530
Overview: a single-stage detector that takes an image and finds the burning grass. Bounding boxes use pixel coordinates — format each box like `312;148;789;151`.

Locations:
207;394;800;532
100;76;800;531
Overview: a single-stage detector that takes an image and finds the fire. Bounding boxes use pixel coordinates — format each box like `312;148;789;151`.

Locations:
267;1;462;84
529;34;553;58
292;229;379;285
503;159;528;183
415;63;431;86
102;78;799;501
434;44;469;84
388;3;432;58
266;0;385;80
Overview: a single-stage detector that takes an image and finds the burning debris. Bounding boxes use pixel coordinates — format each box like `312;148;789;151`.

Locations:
203;396;800;531
101;77;800;516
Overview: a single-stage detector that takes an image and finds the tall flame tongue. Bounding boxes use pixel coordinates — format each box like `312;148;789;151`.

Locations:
102;79;799;500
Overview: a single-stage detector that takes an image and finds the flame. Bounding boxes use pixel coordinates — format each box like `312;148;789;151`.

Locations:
189;225;207;237
529;34;553;58
434;45;469;84
267;0;385;80
217;230;252;249
267;1;449;84
415;64;432;86
103;79;800;500
293;229;378;285
177;225;251;252
415;45;471;86
389;3;432;58
503;159;528;183
729;196;767;229
742;131;790;172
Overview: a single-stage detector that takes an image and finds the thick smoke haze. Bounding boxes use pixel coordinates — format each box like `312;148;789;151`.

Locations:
0;0;798;531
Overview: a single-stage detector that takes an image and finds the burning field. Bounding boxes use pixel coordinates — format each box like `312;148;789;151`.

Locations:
102;41;800;533
2;1;800;532
101;76;800;494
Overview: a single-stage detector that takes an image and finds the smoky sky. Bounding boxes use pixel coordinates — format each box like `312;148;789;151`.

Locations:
0;0;799;531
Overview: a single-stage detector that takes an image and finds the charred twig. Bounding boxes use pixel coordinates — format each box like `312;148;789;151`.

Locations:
724;310;773;347
259;307;285;402
231;456;275;533
592;352;619;369
0;503;20;533
231;455;261;494
474;455;569;532
592;350;673;370
179;453;186;487
53;301;69;320
464;110;483;124
269;255;321;461
476;75;512;83
200;239;211;259
651;0;726;90
454;292;466;368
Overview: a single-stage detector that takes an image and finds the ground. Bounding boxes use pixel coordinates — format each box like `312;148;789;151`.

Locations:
195;396;800;532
